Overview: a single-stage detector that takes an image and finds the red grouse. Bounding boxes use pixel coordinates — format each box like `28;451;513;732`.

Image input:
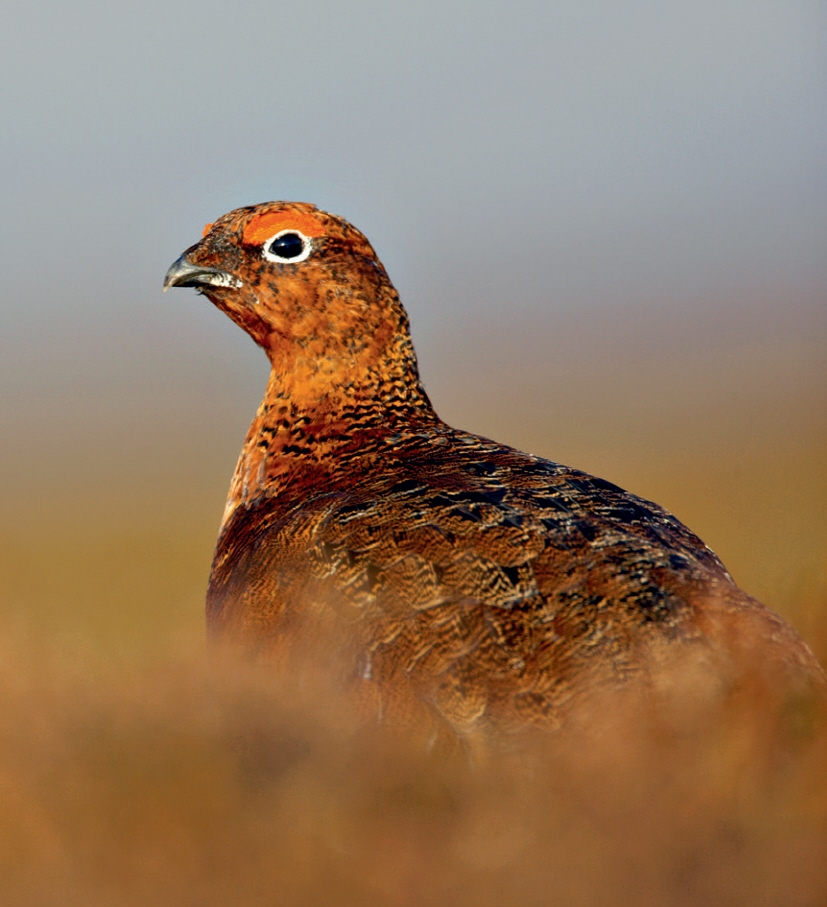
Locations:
164;201;824;736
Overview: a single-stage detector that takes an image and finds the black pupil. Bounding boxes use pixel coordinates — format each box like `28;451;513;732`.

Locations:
269;232;305;259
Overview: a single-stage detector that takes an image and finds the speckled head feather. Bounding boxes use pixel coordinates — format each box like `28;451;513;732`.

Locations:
170;203;422;402
165;201;825;741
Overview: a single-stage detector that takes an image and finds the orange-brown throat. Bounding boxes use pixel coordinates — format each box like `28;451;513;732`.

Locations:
219;308;438;533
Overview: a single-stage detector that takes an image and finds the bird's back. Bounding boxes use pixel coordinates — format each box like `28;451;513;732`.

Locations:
207;422;823;735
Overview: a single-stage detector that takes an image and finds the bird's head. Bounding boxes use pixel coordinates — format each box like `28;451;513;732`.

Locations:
164;202;418;398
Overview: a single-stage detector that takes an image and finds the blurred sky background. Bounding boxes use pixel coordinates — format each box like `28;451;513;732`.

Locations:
1;0;825;651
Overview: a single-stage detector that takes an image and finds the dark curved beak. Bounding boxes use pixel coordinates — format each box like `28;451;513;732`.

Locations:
163;253;242;291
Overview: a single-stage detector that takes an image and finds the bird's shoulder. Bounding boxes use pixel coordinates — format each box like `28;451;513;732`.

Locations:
207;425;824;732
209;425;728;628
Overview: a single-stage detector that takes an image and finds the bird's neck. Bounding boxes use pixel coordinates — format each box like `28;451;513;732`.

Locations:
219;341;438;532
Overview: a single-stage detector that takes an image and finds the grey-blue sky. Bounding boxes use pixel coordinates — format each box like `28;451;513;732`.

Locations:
1;0;825;486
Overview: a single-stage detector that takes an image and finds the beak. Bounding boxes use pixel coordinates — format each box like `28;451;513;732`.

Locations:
163;253;243;291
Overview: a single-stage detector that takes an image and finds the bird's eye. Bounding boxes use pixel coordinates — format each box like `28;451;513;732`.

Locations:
263;230;312;264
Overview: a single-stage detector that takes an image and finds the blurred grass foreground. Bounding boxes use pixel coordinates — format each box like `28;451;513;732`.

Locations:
1;300;826;906
0;635;825;907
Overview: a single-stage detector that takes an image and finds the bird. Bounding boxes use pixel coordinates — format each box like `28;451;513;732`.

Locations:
164;201;824;740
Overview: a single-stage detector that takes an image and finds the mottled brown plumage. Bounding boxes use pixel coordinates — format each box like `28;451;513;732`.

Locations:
164;201;824;738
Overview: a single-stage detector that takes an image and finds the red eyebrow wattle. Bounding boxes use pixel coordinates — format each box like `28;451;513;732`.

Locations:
242;211;326;245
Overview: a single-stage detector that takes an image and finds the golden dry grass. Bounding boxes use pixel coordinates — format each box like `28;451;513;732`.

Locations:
0;629;825;907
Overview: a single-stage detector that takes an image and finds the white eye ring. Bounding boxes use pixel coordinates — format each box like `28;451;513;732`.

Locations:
262;229;313;264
